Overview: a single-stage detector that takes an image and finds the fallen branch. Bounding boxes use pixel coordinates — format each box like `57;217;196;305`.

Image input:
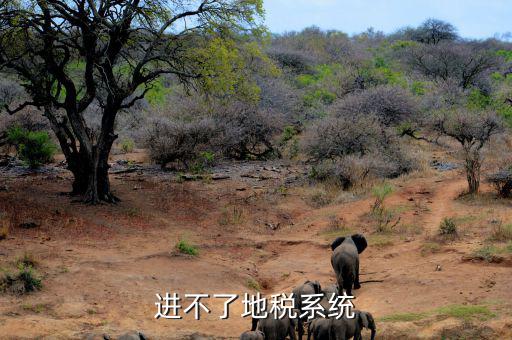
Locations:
359;279;384;284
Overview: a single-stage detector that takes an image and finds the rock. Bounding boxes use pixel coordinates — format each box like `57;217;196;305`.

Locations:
19;221;40;229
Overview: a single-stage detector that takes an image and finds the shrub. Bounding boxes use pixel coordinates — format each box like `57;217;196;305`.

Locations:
331;85;419;126
490;222;512;242
119;138;135;153
0;264;42;295
214;106;282;160
487;168;512;197
439;218;457;236
144;118;216;169
6;127;56;168
303;115;382;161
175;239;199;256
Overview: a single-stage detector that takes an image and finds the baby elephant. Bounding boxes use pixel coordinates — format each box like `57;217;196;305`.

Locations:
251;314;297;340
330;234;367;296
331;311;376;340
307;311;376;340
240;330;265;340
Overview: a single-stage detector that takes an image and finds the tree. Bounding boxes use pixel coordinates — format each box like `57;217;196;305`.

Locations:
413;18;458;44
432;110;503;194
0;0;264;203
407;41;499;89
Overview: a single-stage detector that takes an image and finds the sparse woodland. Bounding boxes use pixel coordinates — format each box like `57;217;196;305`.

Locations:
1;2;512;339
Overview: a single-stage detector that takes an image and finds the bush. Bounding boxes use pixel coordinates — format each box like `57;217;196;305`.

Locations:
119;138;135;153
214;106;282;160
0;264;42;295
439;218;457;236
490;222;512;242
332;85;419;126
6;127;56;168
487;168;512;197
144;118;216;169
175;239;199;256
304;115;418;186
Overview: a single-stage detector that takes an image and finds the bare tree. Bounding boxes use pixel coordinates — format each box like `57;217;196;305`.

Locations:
407;42;499;89
0;0;263;203
432;111;503;194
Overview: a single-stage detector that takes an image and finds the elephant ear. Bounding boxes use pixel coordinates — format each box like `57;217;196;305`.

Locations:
351;234;368;254
312;280;322;294
331;237;346;251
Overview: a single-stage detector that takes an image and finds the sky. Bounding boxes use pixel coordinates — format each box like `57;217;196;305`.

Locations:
264;0;512;40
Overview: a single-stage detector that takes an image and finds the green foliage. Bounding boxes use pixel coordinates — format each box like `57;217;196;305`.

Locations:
436;304;495;320
467;89;492;110
296;64;340;88
439;218;457;236
247;278;261;291
303;88;336;106
145;78;173;107
175;239;199;256
371;183;399;233
190;151;215;174
280;126;298;144
380;312;428;322
411;81;426;95
1;264;42;295
6;127;57;168
120;138;135;153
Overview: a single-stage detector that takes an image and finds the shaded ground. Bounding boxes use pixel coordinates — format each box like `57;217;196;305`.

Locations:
0;151;512;339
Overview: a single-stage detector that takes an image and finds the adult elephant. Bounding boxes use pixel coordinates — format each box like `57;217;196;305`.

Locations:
330;234;368;296
292;280;322;340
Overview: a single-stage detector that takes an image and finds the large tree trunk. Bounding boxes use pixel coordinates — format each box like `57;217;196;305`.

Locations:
82;140;118;204
45;108;118;204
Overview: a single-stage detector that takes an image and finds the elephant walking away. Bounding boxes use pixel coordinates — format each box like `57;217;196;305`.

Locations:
330;234;368;296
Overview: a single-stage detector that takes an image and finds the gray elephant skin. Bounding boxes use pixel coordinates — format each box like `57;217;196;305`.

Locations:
240;330;265;340
292;280;322;340
330;234;367;296
251;314;297;340
307;311;376;340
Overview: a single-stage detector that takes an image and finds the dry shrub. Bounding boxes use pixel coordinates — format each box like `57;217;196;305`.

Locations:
144;117;216;169
305;115;419;188
331;85;419;126
214;105;283;160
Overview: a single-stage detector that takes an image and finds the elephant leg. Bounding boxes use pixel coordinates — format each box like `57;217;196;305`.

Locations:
251;318;258;331
344;277;353;297
354;261;361;290
336;271;345;295
298;318;304;340
289;322;297;340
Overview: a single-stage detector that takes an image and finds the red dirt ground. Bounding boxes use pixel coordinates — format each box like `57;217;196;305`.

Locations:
0;152;512;339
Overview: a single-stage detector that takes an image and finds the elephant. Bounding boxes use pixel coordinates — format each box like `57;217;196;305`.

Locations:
292;280;322;340
118;332;147;340
306;311;376;340
240;330;265;340
307;318;331;340
330;234;368;296
251;314;297;340
330;311;376;340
